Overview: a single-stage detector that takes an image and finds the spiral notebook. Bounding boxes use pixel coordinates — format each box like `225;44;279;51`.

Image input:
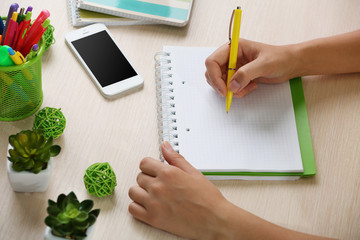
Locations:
78;0;194;27
67;0;152;26
155;46;316;180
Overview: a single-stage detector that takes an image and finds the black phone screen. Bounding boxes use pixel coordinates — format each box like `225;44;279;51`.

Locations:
71;30;137;87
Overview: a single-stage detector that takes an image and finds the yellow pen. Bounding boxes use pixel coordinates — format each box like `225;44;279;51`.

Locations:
226;6;242;113
7;47;26;65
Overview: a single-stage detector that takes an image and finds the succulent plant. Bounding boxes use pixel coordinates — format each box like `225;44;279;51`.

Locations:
45;192;100;240
8;129;61;174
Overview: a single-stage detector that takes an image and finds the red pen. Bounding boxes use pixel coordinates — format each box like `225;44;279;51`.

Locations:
21;10;49;53
3;12;18;48
14;11;32;51
22;19;50;56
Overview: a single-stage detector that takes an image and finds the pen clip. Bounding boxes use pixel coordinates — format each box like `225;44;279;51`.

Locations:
228;9;235;44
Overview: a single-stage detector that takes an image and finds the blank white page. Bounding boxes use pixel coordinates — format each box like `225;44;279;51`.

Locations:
163;46;303;173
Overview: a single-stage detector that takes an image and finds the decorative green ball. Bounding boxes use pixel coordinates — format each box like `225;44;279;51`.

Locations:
43;24;55;50
84;162;117;198
33;107;66;139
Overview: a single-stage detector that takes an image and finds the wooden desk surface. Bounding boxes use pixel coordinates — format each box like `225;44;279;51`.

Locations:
1;0;359;239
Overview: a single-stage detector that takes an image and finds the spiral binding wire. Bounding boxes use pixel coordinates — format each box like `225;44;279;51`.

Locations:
154;51;179;160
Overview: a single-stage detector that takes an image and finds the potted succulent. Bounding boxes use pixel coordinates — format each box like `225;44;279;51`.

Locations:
7;129;61;192
44;192;100;240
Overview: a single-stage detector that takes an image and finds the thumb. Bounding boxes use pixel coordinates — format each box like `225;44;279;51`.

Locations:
229;58;266;93
161;142;200;175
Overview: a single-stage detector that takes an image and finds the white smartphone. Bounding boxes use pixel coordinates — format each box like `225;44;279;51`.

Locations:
65;24;144;99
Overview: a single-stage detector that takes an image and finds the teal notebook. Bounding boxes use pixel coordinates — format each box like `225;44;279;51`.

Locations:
155;46;316;180
68;0;152;26
78;0;194;27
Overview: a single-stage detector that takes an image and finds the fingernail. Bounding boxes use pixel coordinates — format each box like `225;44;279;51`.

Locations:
162;141;173;152
229;80;242;92
216;87;224;96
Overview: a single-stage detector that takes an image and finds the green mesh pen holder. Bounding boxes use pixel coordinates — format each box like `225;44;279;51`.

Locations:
0;37;45;121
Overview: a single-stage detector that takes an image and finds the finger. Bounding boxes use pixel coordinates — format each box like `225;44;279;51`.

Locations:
253;76;290;84
161;142;200;176
229;58;266;93
128;201;149;223
204;44;230;96
128;185;150;206
233;81;258;98
139;157;164;177
136;172;156;190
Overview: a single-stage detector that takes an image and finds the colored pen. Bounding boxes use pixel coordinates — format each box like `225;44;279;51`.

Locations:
0;17;4;35
3;12;19;48
8;47;26;65
21;10;50;53
14;11;32;51
17;8;25;23
1;3;19;45
226;6;242;113
22;18;50;56
25;6;33;14
26;44;38;60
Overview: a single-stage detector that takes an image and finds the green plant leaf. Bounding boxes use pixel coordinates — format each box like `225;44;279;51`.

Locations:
41;136;54;153
74;212;88;222
38;152;50;163
66;192;80;209
18;132;29;146
23;159;35;170
8;149;23;160
45;216;62;228
64;203;81;219
72;229;87;240
58;223;73;236
57;194;66;209
53;225;68;238
48;199;56;207
87;214;97;227
11;162;24;172
57;212;71;224
72;219;89;230
79;200;93;213
11;139;28;157
49;145;61;157
32;161;43;173
47;206;61;216
89;209;100;218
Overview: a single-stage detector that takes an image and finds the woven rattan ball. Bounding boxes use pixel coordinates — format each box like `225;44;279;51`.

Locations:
33;107;66;139
43;24;55;50
84;162;117;198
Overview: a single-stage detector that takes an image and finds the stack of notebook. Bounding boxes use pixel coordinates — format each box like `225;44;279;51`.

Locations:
67;0;194;27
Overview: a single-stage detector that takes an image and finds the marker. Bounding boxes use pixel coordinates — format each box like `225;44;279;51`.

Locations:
17;8;25;23
21;10;49;54
25;6;33;14
0;45;14;66
3;12;19;48
22;18;50;56
0;17;5;35
8;47;26;65
1;3;19;45
14;11;32;51
26;44;38;60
